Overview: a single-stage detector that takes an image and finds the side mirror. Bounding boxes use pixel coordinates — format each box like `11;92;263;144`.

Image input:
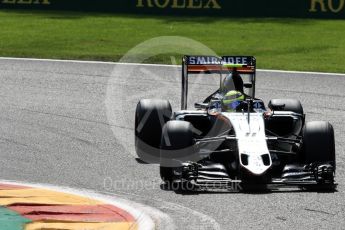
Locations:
244;82;253;88
270;103;285;111
194;103;208;110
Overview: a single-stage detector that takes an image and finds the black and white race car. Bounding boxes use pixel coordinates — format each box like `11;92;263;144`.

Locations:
135;56;336;191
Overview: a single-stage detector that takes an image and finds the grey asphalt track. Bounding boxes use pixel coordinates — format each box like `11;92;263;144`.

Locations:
0;58;344;229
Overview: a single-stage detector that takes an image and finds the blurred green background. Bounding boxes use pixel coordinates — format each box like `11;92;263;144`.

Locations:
1;10;345;72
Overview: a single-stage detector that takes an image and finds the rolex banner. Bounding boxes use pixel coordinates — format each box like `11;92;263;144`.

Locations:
1;0;345;19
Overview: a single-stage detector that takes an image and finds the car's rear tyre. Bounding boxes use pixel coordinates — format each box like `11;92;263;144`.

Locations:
268;99;303;114
135;99;172;163
160;121;195;184
302;121;336;169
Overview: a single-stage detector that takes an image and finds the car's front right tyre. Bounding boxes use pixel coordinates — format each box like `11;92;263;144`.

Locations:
160;121;195;184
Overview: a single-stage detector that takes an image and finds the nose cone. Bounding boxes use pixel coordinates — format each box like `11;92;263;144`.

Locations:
240;153;272;175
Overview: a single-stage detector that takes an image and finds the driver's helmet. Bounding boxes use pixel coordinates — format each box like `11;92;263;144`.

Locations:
221;90;245;112
222;71;244;94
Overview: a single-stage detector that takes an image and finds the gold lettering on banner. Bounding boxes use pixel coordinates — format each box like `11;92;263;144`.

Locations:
172;0;186;8
187;0;202;9
310;0;344;12
204;0;221;9
309;0;328;12
2;0;50;4
136;0;221;9
137;0;154;7
154;0;169;8
328;0;344;12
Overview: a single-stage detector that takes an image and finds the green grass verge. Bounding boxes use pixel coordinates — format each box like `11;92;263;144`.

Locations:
1;10;345;73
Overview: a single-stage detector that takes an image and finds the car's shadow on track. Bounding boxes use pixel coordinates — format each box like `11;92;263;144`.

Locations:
160;183;338;195
135;158;151;164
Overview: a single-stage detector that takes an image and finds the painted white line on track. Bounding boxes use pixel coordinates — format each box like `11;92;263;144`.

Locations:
103;190;221;230
102;191;176;230
0;57;117;65
1;56;345;76
0;57;175;68
257;69;345;76
0;180;164;230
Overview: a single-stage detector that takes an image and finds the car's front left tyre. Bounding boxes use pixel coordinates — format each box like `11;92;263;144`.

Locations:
302;121;335;168
301;121;336;190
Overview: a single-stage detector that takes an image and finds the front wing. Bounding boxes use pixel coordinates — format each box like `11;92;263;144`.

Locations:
174;162;336;191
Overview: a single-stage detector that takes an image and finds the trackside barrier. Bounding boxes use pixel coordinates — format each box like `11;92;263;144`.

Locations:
1;0;345;18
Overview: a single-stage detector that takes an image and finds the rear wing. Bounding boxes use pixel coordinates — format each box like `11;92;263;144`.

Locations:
181;55;256;110
184;56;256;74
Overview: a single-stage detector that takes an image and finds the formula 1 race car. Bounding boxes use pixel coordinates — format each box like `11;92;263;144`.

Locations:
135;56;336;191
